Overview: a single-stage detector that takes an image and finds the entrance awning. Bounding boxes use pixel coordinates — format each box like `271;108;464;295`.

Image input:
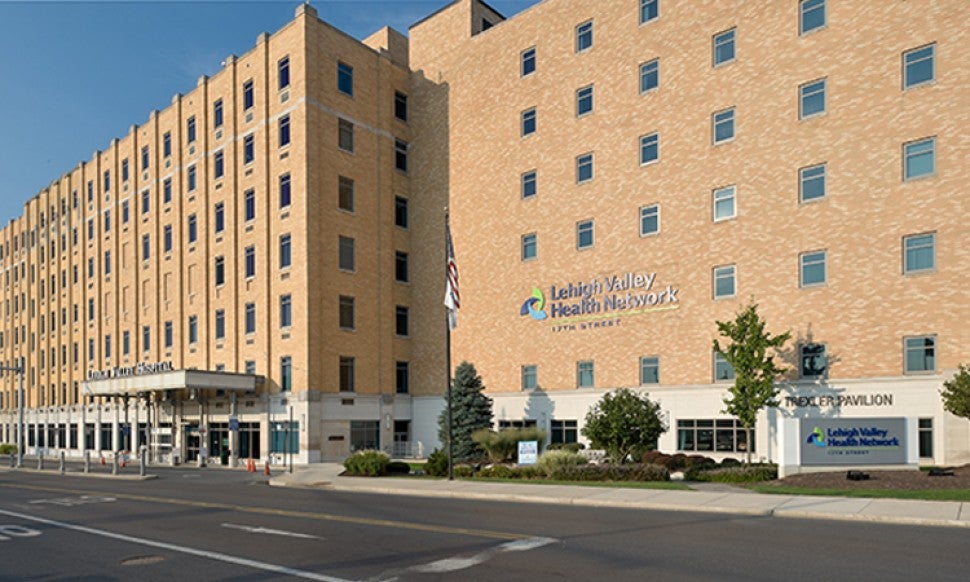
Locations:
82;369;258;397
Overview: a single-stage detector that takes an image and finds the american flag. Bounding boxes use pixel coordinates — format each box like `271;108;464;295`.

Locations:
444;221;460;330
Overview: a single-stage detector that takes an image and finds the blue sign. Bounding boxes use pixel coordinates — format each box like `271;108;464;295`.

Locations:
801;418;907;465
229;416;239;431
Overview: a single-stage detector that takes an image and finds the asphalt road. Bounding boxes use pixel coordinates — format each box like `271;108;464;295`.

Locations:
0;467;967;581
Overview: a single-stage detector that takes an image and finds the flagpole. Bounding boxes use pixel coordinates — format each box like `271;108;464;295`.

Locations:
444;209;454;481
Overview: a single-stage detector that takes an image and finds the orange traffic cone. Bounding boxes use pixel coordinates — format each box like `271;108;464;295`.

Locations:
264;461;270;476
100;455;106;466
247;458;255;473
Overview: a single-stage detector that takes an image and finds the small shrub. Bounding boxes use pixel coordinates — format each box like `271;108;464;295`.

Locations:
550;463;669;482
720;457;741;467
476;464;543;479
425;449;449;477
669;453;688;470
685;464;778;483
0;444;17;455
343;450;390;477
473;428;548;463
683;455;717;469
547;442;585;453
454;465;474;478
386;461;411;475
537;450;587;477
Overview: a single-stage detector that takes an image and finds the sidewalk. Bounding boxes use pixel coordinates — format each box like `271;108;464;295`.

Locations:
269;464;970;529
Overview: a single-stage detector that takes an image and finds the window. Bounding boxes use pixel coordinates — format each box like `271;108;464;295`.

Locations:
244;246;256;278
521;107;536;136
394;196;408;228
640;356;660;385
576;85;593;116
800;250;826;286
640;0;659;24
799;78;826;119
122;200;129;224
123;331;130;356
395;305;409;337
243;79;254;110
280;294;292;328
521;365;537;390
214;202;225;233
576;153;593;183
337;61;354;96
576;220;594;249
639;132;659;165
396;361;410;394
521;170;537;199
678;419;752;453
799;163;826;202
214;150;224;179
395;251;409;282
279;115;290;147
713;185;736;221
104;251;112;275
246;361;257;375
279;234;292;269
521;47;536;77
164;321;173;349
244;189;256;222
340;356;355;391
280;356;292;391
713;264;736;299
163;225;173;254
339;295;355;329
903;137;935;180
122;158;130;182
104;170;111;192
338;236;355;271
87;180;94;202
214;256;225;286
243;134;255;164
713;28;736;66
278;56;290;90
142;325;151;352
904;335;936;373
245;303;256;335
187;116;197;143
800;0;825;34
163;178;172;204
338;119;354;152
575;20;593;52
903;43;935;89
714;352;735;381
187;165;197;192
903;233;935;274
213;99;223;129
188;316;198;344
141;189;150;215
712;107;735;144
800;343;827;378
639;204;659;236
395;139;408;172
141;146;149;171
104;209;112;233
394;91;408;121
214;309;225;340
187;214;197;244
639;59;659;93
919;418;933;458
521;233;537;261
141;234;150;261
577;361;594;388
550;419;578;445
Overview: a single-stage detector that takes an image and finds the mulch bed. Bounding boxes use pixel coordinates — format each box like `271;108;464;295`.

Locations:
758;465;970;490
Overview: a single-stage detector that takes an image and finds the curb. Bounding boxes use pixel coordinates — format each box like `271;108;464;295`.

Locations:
1;468;158;481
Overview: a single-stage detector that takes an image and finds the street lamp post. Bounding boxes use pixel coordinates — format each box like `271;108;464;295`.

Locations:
0;358;25;468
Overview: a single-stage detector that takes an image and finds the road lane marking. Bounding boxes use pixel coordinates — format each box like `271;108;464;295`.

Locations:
0;482;525;541
222;522;320;539
406;536;557;575
29;495;116;507
0;508;352;582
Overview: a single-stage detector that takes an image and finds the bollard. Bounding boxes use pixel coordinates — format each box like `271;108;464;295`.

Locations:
59;451;65;475
139;448;146;477
84;451;90;474
37;455;43;471
111;452;119;475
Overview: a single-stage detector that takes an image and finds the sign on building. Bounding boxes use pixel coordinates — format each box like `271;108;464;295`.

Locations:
800;417;907;465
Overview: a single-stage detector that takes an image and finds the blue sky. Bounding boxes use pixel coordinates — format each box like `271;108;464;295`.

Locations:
0;0;541;224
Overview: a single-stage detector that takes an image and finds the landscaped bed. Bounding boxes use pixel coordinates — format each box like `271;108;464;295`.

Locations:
749;465;970;501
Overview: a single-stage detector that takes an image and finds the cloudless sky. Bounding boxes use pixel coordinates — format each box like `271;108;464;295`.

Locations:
0;0;541;224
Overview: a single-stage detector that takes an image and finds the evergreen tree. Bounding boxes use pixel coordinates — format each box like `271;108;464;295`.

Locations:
941;364;970;421
582;388;666;464
713;301;791;465
438;361;493;462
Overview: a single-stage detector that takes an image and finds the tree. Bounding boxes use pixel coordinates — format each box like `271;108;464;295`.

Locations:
713;301;791;465
581;388;667;464
438;361;493;463
941;364;970;420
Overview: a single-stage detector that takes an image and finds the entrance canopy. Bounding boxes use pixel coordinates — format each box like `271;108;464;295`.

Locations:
82;369;258;397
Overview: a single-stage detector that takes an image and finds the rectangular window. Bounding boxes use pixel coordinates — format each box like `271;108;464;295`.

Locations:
123;331;130;356
279;173;292;209
799;78;826;119
521;47;536;77
799;163;826;202
164;321;173;349
278;56;290;90
800;0;825;34
280;356;292;391
678;419;752;453
337;176;354;212
800;250;827;286
918;418;933;458
279;234;292;269
338;236;355;271
713;264;736;299
640;356;660;385
639;132;659;165
550;419;578;445
162;178;172;204
104;251;111;275
712;107;735;144
576;85;593;116
903;233;935;274
339;295;355;330
338;119;354;152
163;132;172;158
713;28;736;66
104;170;111;192
396;361;410;394
576;20;593;52
576;152;593;183
640;59;659;93
188;315;198;344
800;343;827;378
640;0;659;24
395;305;409;337
88;180;94;202
903;43;934;89
245;303;256;335
122;159;129;182
280;294;292;328
142;325;151;353
394;91;408;121
244;245;256;278
187;116;197;143
141;189;150;215
279;114;291;147
213;99;223;129
244;189;256;222
163;225;173;253
187;214;197;243
521;233;537;261
214;256;225;286
214;202;225;233
214;150;224;179
187;165;197;191
246;361;257;375
713;185;736;221
903;137;935;180
243;79;254;110
521;107;536;136
214;309;225;340
577;361;594;388
104;209;112;233
395;251;409;282
122;200;129;224
141;146;149;171
395;139;408;172
714;352;735;381
521;365;537;390
337;61;354;96
340;356;355;392
904;335;936;373
394;196;408;228
576;220;594;249
141;234;150;261
639;204;659;236
521;170;537;199
243;134;255;164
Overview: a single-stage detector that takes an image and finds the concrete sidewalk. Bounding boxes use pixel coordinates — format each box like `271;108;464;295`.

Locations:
269;464;970;529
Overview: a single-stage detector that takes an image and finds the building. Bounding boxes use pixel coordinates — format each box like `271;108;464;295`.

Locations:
2;0;968;467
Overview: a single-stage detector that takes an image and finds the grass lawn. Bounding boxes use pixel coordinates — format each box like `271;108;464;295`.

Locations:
747;486;970;502
468;477;690;490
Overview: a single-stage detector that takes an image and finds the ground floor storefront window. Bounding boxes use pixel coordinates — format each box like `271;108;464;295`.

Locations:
350;420;379;452
677;418;752;454
919;418;933;458
550;419;578;444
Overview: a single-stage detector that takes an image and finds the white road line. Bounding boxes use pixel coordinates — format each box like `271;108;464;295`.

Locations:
0;508;352;582
222;522;321;539
409;536;557;574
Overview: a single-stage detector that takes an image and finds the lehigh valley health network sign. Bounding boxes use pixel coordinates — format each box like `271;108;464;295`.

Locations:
801;417;907;465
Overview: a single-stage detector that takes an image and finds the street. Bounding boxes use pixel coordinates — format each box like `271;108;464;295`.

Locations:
0;467;967;581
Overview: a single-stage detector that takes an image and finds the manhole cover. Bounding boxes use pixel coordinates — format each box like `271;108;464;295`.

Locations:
120;555;166;566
